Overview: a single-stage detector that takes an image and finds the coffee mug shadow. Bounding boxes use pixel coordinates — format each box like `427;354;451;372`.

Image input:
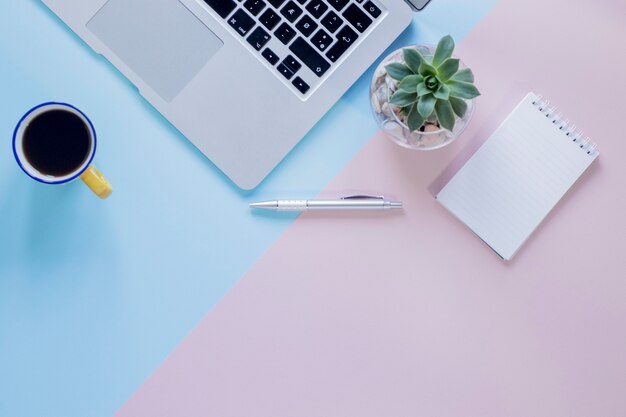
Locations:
0;175;99;279
29;181;83;260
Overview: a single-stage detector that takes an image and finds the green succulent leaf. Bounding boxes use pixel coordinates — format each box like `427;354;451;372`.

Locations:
385;63;413;81
432;35;455;67
398;74;423;93
424;75;440;91
437;58;460;81
416;82;431;96
434;84;450;100
417;93;437;118
435;99;456;131
447;80;481;99
389;89;418;107
418;61;438;77
403;48;425;74
449;96;468;118
407;103;426;132
450;68;475;83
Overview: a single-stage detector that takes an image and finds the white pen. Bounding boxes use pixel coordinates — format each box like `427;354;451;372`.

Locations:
250;195;403;212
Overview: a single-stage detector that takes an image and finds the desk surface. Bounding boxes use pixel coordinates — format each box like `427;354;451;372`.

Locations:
116;0;626;416
0;1;497;416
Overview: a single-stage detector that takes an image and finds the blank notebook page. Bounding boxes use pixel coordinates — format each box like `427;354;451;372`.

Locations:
436;93;599;260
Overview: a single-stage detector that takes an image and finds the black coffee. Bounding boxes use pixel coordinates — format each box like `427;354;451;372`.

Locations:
23;109;91;177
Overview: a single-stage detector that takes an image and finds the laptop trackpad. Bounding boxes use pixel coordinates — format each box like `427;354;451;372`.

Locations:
87;0;223;102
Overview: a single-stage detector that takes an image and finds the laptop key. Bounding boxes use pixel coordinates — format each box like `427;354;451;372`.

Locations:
228;9;256;36
259;8;281;30
283;55;302;73
275;23;297;44
247;27;271;50
277;63;295;80
327;0;350;11
320;11;343;33
311;29;332;51
289;37;330;77
262;48;280;65
295;15;318;37
204;0;237;18
325;25;357;62
305;0;328;19
267;0;286;7
363;0;381;18
243;0;267;16
292;77;310;94
280;1;304;23
342;4;372;33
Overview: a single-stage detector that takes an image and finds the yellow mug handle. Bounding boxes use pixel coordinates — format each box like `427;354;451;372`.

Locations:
80;165;113;199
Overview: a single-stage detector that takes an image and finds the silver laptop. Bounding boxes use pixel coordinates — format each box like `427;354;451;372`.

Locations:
41;0;428;189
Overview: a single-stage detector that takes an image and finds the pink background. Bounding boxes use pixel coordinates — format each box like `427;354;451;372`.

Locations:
116;0;626;415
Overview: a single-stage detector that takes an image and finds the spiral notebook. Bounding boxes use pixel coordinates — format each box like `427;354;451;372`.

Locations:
437;92;599;260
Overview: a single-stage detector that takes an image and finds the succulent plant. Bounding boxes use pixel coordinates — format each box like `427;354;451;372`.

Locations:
385;35;480;132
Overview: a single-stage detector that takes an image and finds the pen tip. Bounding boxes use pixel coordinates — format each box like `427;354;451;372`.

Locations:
250;201;278;210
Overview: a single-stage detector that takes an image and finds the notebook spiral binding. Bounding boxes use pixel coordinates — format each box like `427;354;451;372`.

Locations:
531;95;598;156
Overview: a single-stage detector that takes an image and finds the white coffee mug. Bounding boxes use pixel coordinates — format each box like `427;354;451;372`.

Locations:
13;102;112;199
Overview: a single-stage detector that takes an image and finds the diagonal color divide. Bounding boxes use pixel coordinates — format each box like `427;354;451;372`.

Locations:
116;0;626;415
0;1;497;417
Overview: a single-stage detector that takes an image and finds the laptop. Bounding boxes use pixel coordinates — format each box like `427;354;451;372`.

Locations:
41;0;429;189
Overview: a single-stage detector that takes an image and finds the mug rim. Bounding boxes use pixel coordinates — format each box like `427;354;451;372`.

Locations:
12;102;97;185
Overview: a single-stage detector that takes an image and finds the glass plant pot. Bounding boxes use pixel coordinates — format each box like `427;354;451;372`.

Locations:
370;45;475;151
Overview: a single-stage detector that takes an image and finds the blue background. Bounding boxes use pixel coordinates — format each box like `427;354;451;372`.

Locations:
0;1;497;416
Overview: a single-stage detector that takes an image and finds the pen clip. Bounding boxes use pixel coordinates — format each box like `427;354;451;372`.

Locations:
341;195;385;200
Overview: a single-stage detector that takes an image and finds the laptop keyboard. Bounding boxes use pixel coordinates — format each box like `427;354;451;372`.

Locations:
203;0;385;97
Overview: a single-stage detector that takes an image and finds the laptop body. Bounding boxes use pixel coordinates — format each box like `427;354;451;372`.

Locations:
41;0;416;189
